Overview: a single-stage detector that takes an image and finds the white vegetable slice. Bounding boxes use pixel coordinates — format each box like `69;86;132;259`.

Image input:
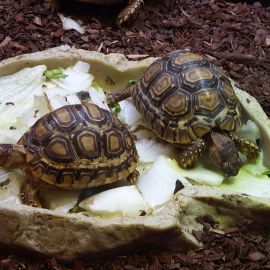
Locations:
135;136;176;163
0;65;48;143
137;156;191;209
176;162;225;186
43;61;101;110
73;61;90;73
48;94;69;111
54;67;92;93
0;65;46;101
66;94;81;105
0;130;25;144
118;99;142;128
59;14;85;34
0;65;46;129
88;86;110;111
39;189;81;214
238;120;260;143
43;86;68;101
221;161;270;198
44;62;92;96
0;171;24;205
79;185;152;218
34;95;50;118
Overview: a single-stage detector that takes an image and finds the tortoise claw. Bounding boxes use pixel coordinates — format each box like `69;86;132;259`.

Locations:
127;170;139;184
20;169;42;208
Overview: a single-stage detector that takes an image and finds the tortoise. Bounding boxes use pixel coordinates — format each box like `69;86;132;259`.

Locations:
46;0;144;26
0;103;139;207
107;49;260;176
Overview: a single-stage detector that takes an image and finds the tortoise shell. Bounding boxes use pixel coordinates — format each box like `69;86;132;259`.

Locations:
132;50;242;144
19;103;138;189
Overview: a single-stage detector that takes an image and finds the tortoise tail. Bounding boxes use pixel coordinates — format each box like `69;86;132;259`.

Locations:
0;144;26;169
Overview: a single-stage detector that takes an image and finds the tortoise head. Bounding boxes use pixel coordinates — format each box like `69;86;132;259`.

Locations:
0;144;26;169
207;131;241;176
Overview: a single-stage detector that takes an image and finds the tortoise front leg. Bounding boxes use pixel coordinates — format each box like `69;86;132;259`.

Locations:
20;169;42;208
178;138;206;168
116;0;144;26
106;86;133;107
228;132;260;162
0;144;26;169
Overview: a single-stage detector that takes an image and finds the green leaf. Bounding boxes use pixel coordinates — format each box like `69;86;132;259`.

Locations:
128;79;137;85
92;81;101;90
263;169;270;175
114;103;121;114
44;69;68;79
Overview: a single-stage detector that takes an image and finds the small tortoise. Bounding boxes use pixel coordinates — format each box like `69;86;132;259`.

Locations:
107;50;259;176
0;103;139;207
46;0;144;26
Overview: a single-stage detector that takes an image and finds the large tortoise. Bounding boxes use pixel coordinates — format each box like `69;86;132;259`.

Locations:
46;0;144;26
107;50;260;176
0;103;139;207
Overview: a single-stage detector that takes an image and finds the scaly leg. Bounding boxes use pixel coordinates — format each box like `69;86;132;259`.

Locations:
44;0;59;10
117;0;144;26
228;132;259;162
106;86;133;107
20;169;42;208
0;144;26;169
127;169;139;184
178;138;206;168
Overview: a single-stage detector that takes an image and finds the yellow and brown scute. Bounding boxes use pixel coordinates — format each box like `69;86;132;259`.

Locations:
132;49;242;144
20;103;139;189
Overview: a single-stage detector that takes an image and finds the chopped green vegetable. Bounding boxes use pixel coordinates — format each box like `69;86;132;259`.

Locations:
173;160;225;186
92;81;101;90
113;103;121;114
263;169;270;175
220;158;270;198
128;79;137;85
44;69;68;79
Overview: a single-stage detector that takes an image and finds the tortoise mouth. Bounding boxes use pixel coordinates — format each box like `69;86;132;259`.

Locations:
206;131;242;176
220;158;242;177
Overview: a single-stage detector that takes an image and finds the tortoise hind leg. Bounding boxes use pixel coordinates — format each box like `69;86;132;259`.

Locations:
116;0;144;26
20;169;42;208
178;138;206;168
228;132;259;161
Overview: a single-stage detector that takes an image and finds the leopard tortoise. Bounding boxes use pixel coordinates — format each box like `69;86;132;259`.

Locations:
0;103;139;207
107;49;259;176
46;0;144;26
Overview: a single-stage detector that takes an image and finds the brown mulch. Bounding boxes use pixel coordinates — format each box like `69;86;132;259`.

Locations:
0;0;270;269
0;0;270;114
1;218;270;270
